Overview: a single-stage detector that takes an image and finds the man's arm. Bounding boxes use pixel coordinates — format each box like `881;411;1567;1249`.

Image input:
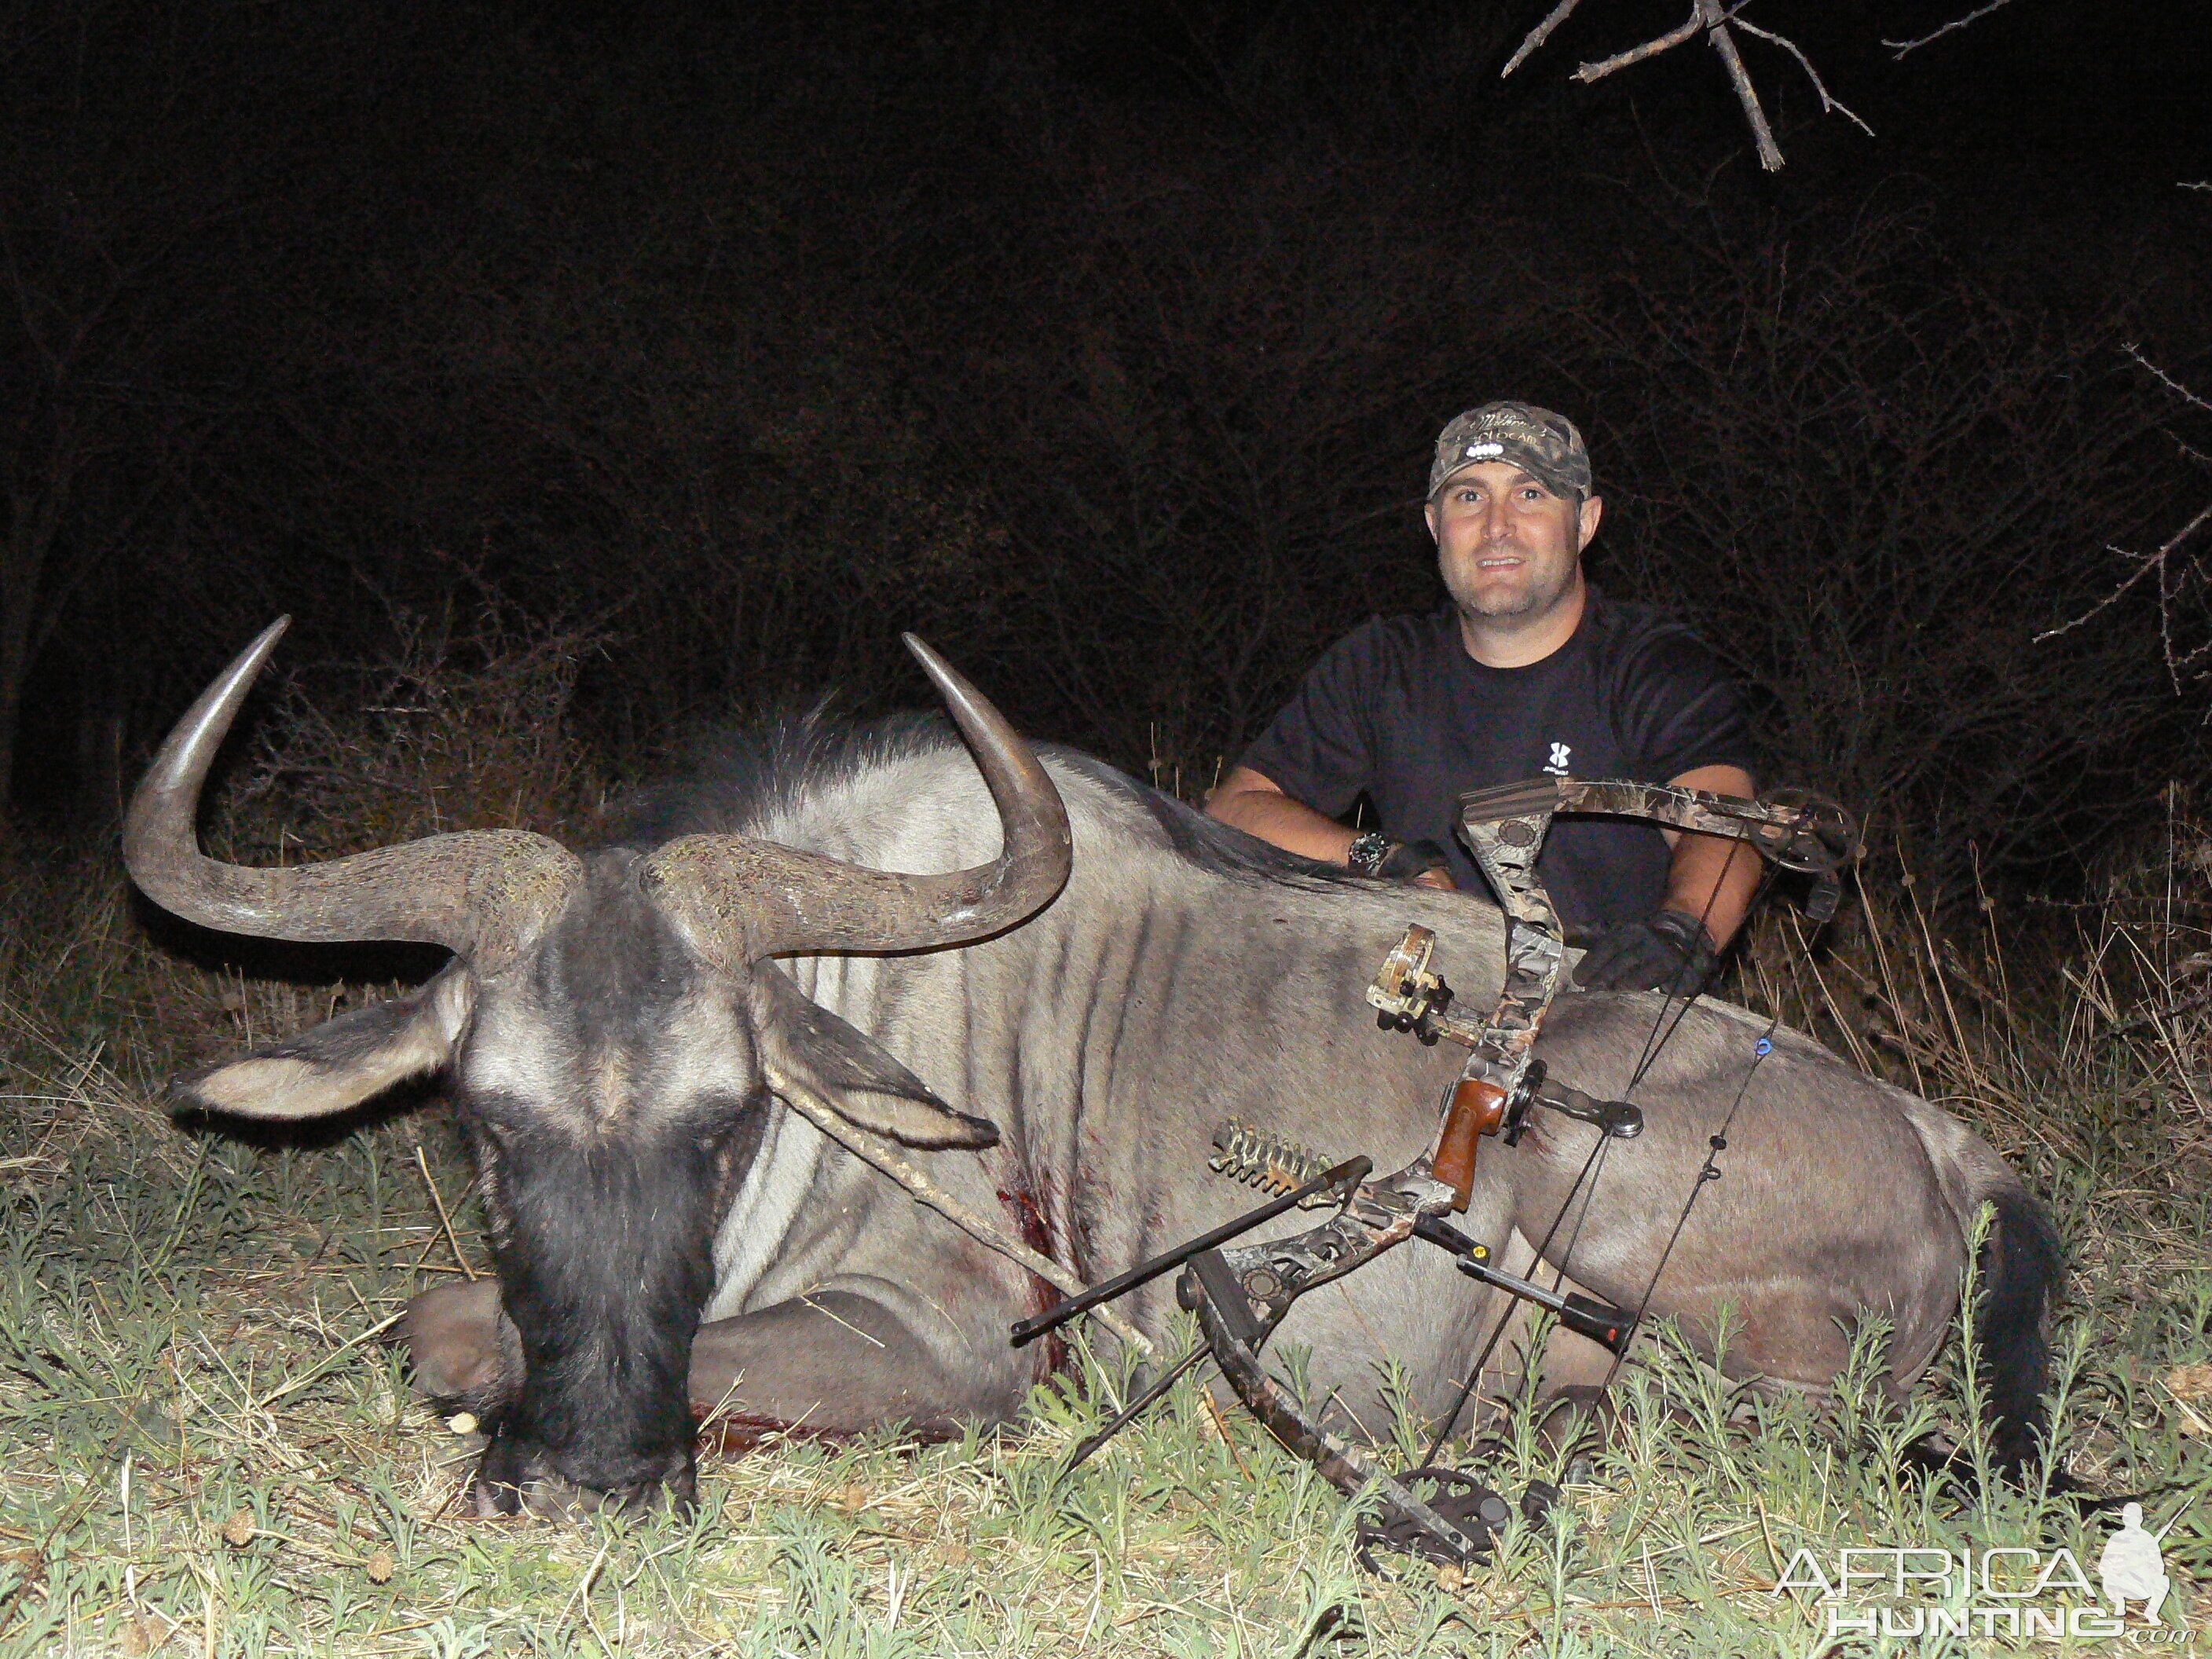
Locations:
1207;766;1456;888
1205;766;1363;863
1658;763;1762;950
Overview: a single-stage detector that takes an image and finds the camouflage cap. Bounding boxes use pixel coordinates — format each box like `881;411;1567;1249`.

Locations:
1426;402;1593;501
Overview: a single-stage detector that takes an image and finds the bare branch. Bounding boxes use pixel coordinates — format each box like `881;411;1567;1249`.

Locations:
2125;342;2212;416
2036;344;2212;691
1569;2;1782;170
1695;0;1785;171
1503;0;1587;79
2033;516;2211;646
1883;0;2022;59
2184;181;2212;192
1573;5;1702;84
1734;17;1875;137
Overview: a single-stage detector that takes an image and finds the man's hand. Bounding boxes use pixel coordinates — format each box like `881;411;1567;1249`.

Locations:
1573;909;1716;995
1372;839;1456;889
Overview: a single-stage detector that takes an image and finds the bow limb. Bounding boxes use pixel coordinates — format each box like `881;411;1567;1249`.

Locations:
1184;1250;1489;1564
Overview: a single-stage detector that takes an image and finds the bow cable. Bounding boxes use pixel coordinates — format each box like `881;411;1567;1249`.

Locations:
1598;998;1782;1393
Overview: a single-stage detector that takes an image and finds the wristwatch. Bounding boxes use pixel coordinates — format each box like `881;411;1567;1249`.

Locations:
1346;830;1394;877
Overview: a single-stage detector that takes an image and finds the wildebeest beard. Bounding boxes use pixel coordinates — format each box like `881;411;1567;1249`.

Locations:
466;1104;751;1514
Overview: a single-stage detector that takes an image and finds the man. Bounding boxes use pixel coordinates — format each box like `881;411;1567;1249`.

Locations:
1207;402;1760;994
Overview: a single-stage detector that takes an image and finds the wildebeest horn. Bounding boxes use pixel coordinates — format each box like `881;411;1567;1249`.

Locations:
124;618;582;961
640;634;1071;965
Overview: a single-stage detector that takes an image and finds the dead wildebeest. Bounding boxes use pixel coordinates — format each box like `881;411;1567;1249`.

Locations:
126;621;2060;1518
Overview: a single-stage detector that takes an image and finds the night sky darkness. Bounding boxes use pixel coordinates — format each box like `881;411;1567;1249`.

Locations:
3;0;2207;889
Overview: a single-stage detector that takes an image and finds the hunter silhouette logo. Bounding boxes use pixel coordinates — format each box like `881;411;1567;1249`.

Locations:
2098;1502;2174;1624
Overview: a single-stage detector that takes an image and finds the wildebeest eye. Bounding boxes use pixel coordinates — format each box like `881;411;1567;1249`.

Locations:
683;1097;752;1155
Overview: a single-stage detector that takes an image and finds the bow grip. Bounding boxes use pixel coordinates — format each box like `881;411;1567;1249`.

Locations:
1432;1076;1509;1210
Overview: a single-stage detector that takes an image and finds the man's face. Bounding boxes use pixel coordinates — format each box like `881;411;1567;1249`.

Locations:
1425;462;1602;626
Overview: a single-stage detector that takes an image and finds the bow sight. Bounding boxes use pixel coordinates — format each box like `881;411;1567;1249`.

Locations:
1011;776;1856;1569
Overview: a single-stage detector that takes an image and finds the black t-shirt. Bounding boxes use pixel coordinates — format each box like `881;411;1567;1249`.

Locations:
1237;591;1758;937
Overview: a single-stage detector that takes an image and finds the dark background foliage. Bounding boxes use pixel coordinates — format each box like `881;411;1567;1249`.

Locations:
3;0;2208;896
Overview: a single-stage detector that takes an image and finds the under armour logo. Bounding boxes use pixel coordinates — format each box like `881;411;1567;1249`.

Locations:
1544;742;1572;776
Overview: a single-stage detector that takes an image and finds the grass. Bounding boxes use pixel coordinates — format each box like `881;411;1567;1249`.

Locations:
3;656;2210;1652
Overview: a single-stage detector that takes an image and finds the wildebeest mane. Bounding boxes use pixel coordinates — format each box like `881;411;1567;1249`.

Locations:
600;708;1352;890
599;705;947;848
1049;751;1352;889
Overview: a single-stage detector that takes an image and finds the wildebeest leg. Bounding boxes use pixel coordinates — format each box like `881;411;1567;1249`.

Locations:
1451;1231;1619;1415
1529;1284;1676;1469
689;1285;1013;1434
1425;1227;1712;1470
400;1280;514;1408
402;1279;1007;1436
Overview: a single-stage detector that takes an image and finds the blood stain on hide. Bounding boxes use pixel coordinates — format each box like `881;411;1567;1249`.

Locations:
998;1184;1071;1380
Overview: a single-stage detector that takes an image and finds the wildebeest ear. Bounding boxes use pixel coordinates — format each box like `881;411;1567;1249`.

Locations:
751;965;999;1149
176;969;474;1120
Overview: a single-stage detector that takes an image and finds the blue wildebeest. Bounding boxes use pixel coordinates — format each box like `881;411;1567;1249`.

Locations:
127;622;2058;1515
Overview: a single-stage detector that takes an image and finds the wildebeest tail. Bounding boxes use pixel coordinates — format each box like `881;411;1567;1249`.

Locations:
1975;1183;2063;1477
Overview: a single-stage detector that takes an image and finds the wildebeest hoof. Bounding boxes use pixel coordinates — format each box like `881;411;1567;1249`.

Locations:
400;1280;507;1401
470;1434;698;1522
